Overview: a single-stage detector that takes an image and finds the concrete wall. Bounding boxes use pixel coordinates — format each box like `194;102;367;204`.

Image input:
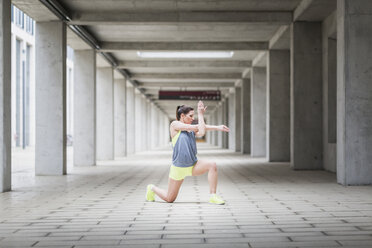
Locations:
0;0;11;192
35;21;66;175
322;11;337;173
337;0;372;185
114;78;126;157
251;67;267;157
290;22;323;170
73;50;96;166
96;67;114;160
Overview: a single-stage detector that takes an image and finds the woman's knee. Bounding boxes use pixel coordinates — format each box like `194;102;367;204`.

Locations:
209;162;217;171
166;195;177;203
166;197;176;203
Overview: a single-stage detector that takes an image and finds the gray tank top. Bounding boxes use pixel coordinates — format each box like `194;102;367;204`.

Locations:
172;131;198;167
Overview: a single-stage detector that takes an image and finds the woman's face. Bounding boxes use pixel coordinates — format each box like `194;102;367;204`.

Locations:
181;110;194;124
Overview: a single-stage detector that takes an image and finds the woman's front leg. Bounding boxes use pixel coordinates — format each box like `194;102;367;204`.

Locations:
152;178;183;203
192;159;218;194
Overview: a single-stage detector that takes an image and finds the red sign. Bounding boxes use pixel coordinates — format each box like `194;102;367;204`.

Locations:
159;90;221;100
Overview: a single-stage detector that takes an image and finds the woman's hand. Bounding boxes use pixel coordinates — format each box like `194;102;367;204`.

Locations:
198;100;207;115
218;125;230;132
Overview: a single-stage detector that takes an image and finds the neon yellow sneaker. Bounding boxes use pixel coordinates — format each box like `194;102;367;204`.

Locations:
209;194;225;205
146;184;155;202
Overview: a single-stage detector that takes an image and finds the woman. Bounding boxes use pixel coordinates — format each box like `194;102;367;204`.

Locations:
146;100;229;204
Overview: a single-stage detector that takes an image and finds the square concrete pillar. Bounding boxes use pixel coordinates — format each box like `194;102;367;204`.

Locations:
241;78;251;154
35;21;67;175
235;86;242;152
96;67;114;160
206;115;211;144
222;99;229;148
0;0;11;192
73;50;96;166
114;78;126;157
150;103;156;149
290;22;323;169
212;110;218;146
126;82;135;155
322;12;338;173
217;104;223;147
266;50;290;162
134;90;142;153
251;67;267;157
146;101;151;150
155;108;160;147
228;90;236;151
141;96;148;150
337;0;372;185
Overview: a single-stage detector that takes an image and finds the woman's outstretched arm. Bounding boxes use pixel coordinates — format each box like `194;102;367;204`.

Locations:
206;124;230;132
171;121;199;132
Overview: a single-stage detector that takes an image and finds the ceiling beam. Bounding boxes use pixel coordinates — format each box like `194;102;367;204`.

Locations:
269;25;290;50
118;60;252;69
132;73;241;80
70;11;292;25
139;82;235;88
100;42;268;52
294;0;336;21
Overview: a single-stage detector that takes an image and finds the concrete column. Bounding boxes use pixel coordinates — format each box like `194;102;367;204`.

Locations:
96;67;114;160
266;50;290;162
213;110;218;146
141;96;148;150
228;90;236;150
134;90;142;153
241;78;251;154
35;21;67;175
164;115;169;146
337;0;372;185
222;99;229;148
251;67;267;157
235;86;242;152
0;0;11;192
150;103;156;149
160;113;165;146
217;104;223;147
290;22;323;169
210;112;215;145
73;50;96;166
322;11;337;173
146;101;151;150
114;78;126;157
208;116;212;144
126;82;135;155
155;108;160;147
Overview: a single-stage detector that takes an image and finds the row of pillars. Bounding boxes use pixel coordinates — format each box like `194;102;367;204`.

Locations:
206;0;372;185
0;3;169;192
2;0;372;191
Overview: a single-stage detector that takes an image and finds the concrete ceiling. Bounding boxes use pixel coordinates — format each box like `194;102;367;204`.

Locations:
13;0;336;118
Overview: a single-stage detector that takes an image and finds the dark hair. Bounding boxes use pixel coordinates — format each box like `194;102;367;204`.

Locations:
176;105;194;120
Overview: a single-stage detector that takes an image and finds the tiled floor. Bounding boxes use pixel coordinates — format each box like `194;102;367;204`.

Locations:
1;144;372;247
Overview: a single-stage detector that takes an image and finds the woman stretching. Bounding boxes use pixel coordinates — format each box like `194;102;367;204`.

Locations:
146;100;229;204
